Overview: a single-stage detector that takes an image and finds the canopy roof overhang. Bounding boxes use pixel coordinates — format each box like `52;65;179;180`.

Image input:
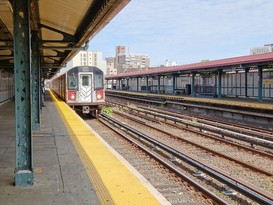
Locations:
105;52;273;80
0;0;130;78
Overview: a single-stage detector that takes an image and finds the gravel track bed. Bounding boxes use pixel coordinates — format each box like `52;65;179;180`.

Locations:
85;118;216;205
146;105;273;155
158;120;273;174
111;110;273;194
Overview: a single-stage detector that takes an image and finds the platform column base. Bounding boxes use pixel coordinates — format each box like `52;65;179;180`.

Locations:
15;170;34;186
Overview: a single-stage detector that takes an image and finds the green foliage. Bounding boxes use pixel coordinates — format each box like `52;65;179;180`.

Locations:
215;191;225;199
102;107;113;116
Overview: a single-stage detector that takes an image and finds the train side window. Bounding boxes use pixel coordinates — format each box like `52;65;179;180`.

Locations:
94;73;103;89
82;76;89;86
68;75;77;90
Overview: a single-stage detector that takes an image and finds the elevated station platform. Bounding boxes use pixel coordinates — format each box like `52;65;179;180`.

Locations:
106;90;273;111
106;89;273;128
0;91;167;205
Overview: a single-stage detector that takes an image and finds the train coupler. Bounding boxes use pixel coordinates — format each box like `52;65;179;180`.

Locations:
82;106;90;114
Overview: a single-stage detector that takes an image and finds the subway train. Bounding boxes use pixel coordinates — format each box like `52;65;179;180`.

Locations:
52;66;105;116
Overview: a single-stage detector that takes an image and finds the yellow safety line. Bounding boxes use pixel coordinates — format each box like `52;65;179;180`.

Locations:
49;90;161;205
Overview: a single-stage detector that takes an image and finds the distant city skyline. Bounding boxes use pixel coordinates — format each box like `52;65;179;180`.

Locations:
88;0;273;66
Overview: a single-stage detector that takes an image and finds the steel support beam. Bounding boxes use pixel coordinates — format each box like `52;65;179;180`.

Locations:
191;72;196;97
235;70;238;97
136;78;139;92
217;69;222;98
14;0;33;186
40;68;43;109
157;76;161;94
127;79;129;91
31;31;40;130
146;76;149;93
245;68;249;97
258;67;263;102
172;74;176;95
40;45;87;50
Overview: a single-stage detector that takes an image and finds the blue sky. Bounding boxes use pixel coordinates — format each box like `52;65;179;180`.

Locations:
88;0;273;66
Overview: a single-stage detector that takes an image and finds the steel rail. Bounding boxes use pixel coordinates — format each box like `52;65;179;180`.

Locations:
107;100;273;158
98;116;229;205
101;113;273;205
113;110;272;176
137;105;273;141
125;105;273;149
106;92;273;119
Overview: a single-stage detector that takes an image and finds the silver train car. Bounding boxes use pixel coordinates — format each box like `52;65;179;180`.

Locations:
52;66;105;116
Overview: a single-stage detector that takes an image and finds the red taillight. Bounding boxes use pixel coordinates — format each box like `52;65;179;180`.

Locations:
96;90;104;100
68;90;76;101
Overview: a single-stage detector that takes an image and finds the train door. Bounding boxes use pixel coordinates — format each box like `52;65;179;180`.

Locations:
79;73;92;102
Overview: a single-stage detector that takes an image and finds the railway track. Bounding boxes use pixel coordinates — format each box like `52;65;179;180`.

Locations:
85;117;217;204
105;92;273;126
113;110;272;176
107;100;273;153
96;113;273;205
137;105;273;142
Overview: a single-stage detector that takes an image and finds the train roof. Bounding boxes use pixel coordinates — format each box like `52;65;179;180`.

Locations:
67;66;103;74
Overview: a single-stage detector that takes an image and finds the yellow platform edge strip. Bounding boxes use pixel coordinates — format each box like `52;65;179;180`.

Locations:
49;90;163;205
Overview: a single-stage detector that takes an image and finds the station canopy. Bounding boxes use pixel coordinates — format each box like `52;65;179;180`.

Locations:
0;0;130;78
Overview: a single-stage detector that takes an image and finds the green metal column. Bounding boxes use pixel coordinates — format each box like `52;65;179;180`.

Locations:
126;78;129;91
136;78;139;92
258;67;263;102
191;72;196;97
14;0;33;186
119;79;121;90
157;76;161;94
39;67;43;109
245;68;249;97
214;72;217;96
217;69;222;98
146;76;149;93
31;31;40;130
235;71;238;97
172;74;176;95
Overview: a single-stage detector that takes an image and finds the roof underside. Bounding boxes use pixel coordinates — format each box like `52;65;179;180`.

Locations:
0;0;130;78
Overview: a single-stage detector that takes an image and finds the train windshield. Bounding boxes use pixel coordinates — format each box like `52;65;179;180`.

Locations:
68;74;77;90
82;76;89;86
94;71;103;89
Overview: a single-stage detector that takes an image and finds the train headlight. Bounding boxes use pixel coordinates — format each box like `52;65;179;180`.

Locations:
97;93;101;99
96;90;104;101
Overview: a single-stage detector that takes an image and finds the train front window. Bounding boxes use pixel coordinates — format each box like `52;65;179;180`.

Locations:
68;74;77;90
82;76;89;86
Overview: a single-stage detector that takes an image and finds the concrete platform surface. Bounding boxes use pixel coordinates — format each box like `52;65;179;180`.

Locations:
0;93;100;205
